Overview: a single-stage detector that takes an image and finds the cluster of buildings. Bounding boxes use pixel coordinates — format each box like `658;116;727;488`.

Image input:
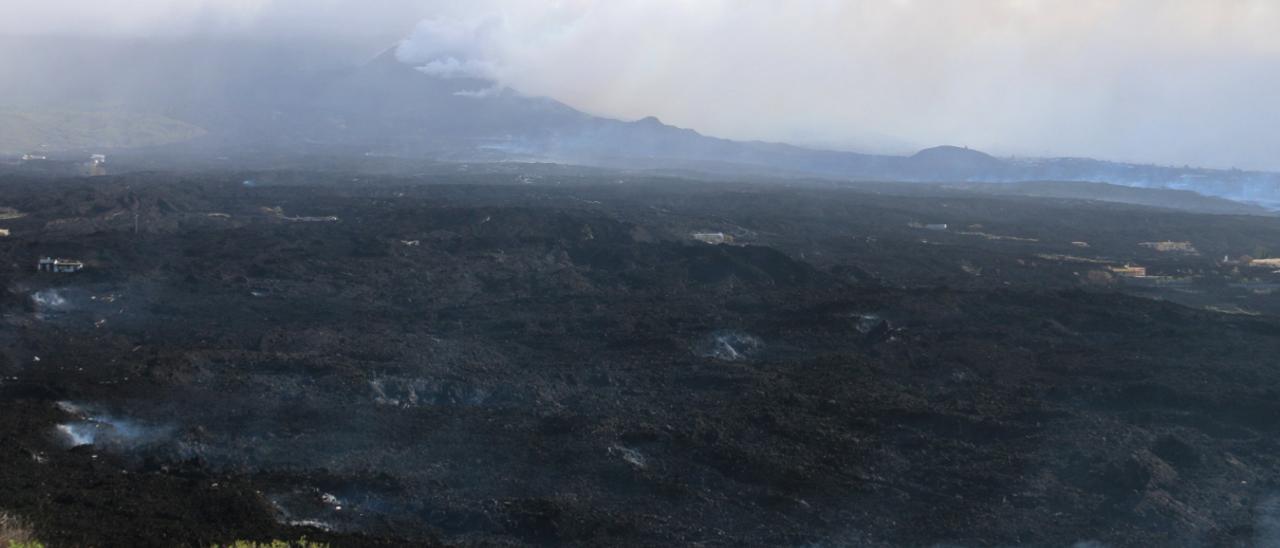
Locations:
15;153;107;177
1108;264;1148;278
37;257;84;273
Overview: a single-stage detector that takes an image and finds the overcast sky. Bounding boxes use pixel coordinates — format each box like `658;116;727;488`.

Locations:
4;0;1280;170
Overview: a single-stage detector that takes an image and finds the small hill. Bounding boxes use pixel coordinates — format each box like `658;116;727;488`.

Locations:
907;145;1006;177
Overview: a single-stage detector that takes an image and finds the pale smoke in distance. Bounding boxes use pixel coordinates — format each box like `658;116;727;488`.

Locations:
4;1;1280;169
394;1;1280;169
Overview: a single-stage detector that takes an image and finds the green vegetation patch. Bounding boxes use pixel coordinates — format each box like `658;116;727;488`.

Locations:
213;540;328;548
0;511;40;548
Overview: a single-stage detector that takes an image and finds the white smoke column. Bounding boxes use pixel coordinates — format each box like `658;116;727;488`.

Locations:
3;1;1280;168
396;0;1280;170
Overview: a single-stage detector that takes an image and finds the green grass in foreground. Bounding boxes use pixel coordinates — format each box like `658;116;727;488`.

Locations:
214;540;328;548
1;510;39;548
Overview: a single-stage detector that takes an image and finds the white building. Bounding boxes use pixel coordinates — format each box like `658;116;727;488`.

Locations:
37;257;84;273
691;232;732;245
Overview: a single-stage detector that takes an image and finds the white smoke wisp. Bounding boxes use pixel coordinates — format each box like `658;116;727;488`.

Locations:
609;444;647;469
31;289;69;310
55;400;84;415
56;423;96;447
414;58;496;80
53;401;171;450
696;330;764;362
453;86;504;99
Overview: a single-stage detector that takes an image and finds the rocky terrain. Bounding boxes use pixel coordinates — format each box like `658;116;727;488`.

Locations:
2;171;1280;546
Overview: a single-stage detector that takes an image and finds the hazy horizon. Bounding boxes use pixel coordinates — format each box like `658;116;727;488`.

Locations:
2;1;1279;170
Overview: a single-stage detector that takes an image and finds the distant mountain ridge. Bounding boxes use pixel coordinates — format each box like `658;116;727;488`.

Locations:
2;38;1278;208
